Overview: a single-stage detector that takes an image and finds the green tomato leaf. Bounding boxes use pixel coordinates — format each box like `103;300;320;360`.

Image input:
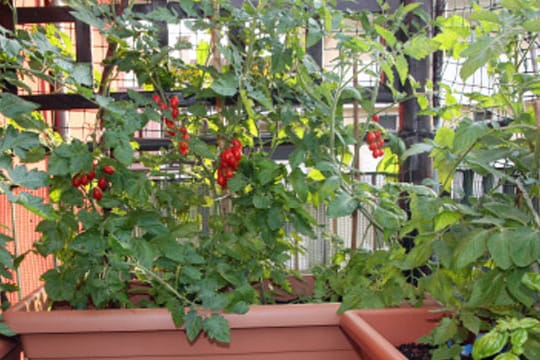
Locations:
210;72;238;97
184;309;203;342
202;313;230;343
327;191;358;218
487;231;513;270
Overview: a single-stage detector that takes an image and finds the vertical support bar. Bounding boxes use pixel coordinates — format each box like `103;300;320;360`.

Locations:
462;169;473;205
398;0;434;185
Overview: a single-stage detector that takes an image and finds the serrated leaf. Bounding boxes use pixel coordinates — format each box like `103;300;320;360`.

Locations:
14;192;56;220
453;120;487;152
203;313;230;343
210;72;237;97
431;317;459;345
488;231;513;270
0;92;39;119
71;63;92;86
522;272;540;293
374;24;396;47
184;309;203;342
454;229;488;269
434;210;462;232
461;312;482;335
402;142;434;160
327;191;358;218
7;166;48;189
508;229;538;267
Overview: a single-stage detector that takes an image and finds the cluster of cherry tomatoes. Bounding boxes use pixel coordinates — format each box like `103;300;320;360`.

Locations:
71;160;115;201
217;138;243;188
366;114;385;158
152;94;190;156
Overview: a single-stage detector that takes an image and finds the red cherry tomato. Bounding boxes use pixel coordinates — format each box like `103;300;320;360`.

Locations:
103;165;115;175
87;169;95;181
232;138;242;149
80;174;89;186
169;95;180;108
366;132;376;144
232;147;242;161
92;187;103;201
97;177;108;190
72;175;82;188
152;94;161;103
372;114;379;122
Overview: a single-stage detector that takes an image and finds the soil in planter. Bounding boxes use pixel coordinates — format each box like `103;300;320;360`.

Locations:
396;343;525;359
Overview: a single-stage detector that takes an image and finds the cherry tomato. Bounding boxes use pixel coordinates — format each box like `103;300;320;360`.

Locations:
171;107;180;119
232;138;242;149
97;177;108;190
72;175;82;188
80;174;89;186
232;147;242;161
169;95;180;108
223;167;234;179
103;165;115;175
221;149;235;166
179;142;189;155
374;130;382;139
92;187;103;201
152;94;161;103
366;132;376;144
217;175;227;188
87;169;95;181
372;114;379;122
369;143;378;151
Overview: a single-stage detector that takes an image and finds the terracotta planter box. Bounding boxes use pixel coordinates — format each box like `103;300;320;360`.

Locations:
340;307;445;360
4;287;362;360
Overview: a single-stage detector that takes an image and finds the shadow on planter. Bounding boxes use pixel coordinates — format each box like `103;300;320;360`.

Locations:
0;336;21;360
340;307;445;360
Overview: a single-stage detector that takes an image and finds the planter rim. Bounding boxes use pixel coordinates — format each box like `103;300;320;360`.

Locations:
4;286;342;334
340;307;445;360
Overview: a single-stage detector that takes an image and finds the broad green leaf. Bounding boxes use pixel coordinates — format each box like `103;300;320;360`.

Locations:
493;353;520;360
307;168;325;181
461;312;482;335
454;229;488;269
7;166;48;189
488;231;513;269
507;269;535;307
288;168;308;202
404;34;440;60
430;317;459;345
0;92;39;119
472;331;507;359
434;210;462;232
460;36;498;80
453;120;487;152
395;54;408;85
522;272;540;293
70;63;92;86
327;191;358;218
374;24;396;47
210;72;238;97
253;193;272;209
508;229;538;267
402;142;434;160
13;192;56;220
